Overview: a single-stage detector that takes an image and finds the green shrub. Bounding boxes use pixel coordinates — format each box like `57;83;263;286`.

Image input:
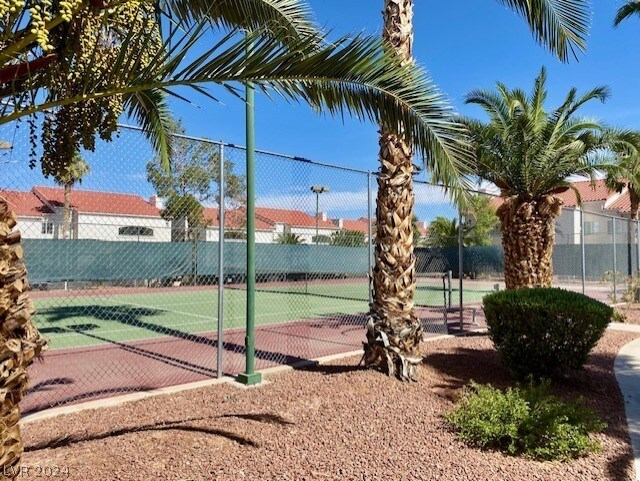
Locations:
445;381;605;461
483;288;612;379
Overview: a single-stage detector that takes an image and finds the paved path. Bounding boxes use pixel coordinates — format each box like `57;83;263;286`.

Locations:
615;337;640;481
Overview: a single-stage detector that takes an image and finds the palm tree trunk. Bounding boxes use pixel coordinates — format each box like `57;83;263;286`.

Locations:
0;197;47;478
62;181;72;240
497;196;563;290
363;0;422;381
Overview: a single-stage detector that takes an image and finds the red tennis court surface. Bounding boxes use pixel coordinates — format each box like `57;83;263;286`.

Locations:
23;307;485;414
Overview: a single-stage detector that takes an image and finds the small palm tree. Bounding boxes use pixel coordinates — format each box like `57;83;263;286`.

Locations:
276;233;304;245
428;217;462;248
605;132;640;216
614;1;640;26
465;68;610;289
54;152;90;239
601;130;640;241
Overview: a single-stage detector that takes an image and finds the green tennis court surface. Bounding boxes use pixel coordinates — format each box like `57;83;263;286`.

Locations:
33;281;495;351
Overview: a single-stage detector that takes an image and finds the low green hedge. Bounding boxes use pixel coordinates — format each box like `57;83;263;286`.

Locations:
483;288;612;380
445;381;605;460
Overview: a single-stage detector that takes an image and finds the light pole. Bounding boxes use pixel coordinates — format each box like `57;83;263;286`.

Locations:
311;186;329;245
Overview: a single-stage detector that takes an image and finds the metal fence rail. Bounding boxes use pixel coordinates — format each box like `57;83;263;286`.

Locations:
0;118;636;414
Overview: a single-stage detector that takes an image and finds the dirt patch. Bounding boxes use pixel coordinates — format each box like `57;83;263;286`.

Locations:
21;331;638;481
616;304;640;325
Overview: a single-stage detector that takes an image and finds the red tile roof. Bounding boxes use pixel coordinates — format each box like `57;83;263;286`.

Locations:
256;206;335;229
487;180;620;209
608;193;632;213
555;179;613;207
339;218;371;234
1;190;52;217
33;186;161;217
203;207;273;231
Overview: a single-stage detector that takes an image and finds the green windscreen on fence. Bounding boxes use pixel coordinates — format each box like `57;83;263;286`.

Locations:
22;239;370;283
23;239;634;285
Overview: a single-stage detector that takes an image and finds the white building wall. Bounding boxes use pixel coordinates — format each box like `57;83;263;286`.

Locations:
75;213;172;242
16;216;57;240
289;226;336;244
204;227;274;243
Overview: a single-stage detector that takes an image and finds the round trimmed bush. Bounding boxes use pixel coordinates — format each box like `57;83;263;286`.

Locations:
483;288;612;380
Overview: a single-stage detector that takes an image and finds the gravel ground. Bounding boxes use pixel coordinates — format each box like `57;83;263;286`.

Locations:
20;331;639;481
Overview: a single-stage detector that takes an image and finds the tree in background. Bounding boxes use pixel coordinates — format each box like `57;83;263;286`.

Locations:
428;217;461;248
331;230;366;247
146;118;246;241
412;215;423;246
465;68;610;289
276;233;304;245
464;195;500;247
427;196;498;247
54;152;90;240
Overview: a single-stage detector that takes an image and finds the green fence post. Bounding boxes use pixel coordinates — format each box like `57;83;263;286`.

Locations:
237;37;262;386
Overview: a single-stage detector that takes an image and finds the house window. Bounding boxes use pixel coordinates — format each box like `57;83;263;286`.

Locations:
118;226;154;237
584;221;600;235
41;221;53;234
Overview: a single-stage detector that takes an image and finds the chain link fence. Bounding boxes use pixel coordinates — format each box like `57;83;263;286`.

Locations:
1;117;637;414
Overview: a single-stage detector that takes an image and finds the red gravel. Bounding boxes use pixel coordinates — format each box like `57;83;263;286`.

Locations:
616;304;640;325
21;331;638;481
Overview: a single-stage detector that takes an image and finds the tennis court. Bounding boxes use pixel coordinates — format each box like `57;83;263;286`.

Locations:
32;276;496;351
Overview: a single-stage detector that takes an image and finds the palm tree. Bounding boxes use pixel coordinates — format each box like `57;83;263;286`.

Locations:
54;152;90;240
600;130;640;245
614;1;640;26
0;197;46;479
603;131;640;221
363;0;593;380
276;233;304;244
428;217;462;248
465;67;609;289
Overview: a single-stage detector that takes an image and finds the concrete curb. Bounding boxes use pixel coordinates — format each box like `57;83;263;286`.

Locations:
615;337;640;481
610;323;640;333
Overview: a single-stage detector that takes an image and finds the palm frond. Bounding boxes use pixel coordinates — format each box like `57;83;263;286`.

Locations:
498;0;591;62
466;69;612;199
124;88;175;172
614;1;640;27
2;28;475;196
162;0;318;40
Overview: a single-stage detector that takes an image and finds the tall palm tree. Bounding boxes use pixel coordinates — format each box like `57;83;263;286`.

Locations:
465;67;610;290
363;0;593;381
54;152;90;240
614;1;640;26
0;197;46;480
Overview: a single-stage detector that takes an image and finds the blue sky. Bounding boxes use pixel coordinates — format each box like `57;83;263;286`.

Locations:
169;0;640;174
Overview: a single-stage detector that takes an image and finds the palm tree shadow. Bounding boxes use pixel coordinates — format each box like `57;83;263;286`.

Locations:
296;361;367;376
25;412;294;452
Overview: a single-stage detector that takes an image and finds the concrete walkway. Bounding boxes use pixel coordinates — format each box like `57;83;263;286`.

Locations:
615;337;640;481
